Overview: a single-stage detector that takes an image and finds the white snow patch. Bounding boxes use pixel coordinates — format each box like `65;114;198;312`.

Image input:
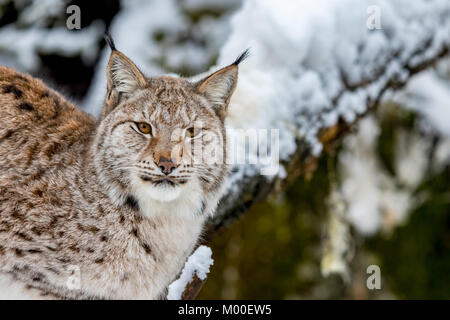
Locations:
338;116;428;235
167;245;214;300
392;69;450;137
217;0;450;191
0;0;103;71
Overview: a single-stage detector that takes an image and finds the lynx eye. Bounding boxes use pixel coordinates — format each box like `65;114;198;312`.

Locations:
186;127;200;138
137;122;151;134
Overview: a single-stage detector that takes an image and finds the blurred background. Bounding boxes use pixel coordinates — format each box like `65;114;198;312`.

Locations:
0;0;449;299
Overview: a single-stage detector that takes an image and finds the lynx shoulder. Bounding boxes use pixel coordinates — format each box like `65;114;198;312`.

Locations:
0;66;95;176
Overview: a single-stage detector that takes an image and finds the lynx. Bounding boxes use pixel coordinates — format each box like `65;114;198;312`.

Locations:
0;35;248;299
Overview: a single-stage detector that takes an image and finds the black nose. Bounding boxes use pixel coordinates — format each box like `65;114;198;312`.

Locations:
158;157;177;175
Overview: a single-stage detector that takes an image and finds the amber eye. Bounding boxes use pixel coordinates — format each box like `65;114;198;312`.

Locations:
137;122;151;134
186;127;198;138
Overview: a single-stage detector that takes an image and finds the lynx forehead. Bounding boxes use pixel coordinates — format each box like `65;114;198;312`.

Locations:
0;33;247;299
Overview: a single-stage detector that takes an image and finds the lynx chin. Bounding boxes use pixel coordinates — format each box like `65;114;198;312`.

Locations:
0;34;248;299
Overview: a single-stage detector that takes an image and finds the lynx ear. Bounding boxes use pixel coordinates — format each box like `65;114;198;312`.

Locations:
103;34;147;117
196;49;249;117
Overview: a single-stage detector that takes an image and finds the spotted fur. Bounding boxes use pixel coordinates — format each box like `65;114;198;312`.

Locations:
0;42;246;299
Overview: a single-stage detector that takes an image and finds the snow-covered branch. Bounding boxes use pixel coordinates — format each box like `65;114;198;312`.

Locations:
167;246;213;300
208;0;450;233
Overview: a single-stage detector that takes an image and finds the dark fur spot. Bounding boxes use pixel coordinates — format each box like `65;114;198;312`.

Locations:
27;248;42;254
89;225;100;233
124;195;139;212
31;227;43;236
47;266;60;275
134;213;143;224
0;130;15;142
50;197;62;206
131;228;138;238
0;220;11;231
77;223;100;233
57;257;70;263
40;90;50;98
43;143;58;159
29;168;46;181
119;215;125;224
12;265;29;272
141;242;152;254
17;102;34;111
94;258;104;264
14;74;28;82
33;189;44;197
0;245;4;255
200;176;210;184
69;245;80;253
16;232;33;242
155;88;165;98
48;216;58;228
32;272;45;282
200;201;206;215
87;248;95;253
97;205;105;215
11;209;25;221
15;248;23;257
3;85;23;99
100;235;108;242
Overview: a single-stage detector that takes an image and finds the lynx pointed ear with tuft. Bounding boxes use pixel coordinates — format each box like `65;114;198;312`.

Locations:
102;33;147;117
196;49;249;118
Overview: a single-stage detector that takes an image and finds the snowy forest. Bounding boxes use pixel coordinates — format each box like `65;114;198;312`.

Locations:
0;0;450;299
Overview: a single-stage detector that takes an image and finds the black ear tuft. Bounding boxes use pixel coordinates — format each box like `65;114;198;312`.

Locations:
104;32;117;51
232;48;250;66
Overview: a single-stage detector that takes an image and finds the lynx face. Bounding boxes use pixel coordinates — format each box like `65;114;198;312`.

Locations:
93;39;247;212
99;77;227;204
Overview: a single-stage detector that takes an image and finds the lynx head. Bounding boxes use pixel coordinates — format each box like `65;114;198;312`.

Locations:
93;35;248;216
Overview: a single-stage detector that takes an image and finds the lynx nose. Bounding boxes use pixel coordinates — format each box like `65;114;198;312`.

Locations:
157;156;177;175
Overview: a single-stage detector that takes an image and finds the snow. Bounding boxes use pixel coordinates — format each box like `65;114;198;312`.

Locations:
214;0;450;191
392;68;450;137
339;117;384;235
338;115;432;235
0;0;103;71
338;56;450;235
182;0;241;12
167;245;214;300
19;0;67;26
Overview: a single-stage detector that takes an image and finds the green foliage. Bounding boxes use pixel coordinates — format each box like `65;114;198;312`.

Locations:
367;165;450;299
